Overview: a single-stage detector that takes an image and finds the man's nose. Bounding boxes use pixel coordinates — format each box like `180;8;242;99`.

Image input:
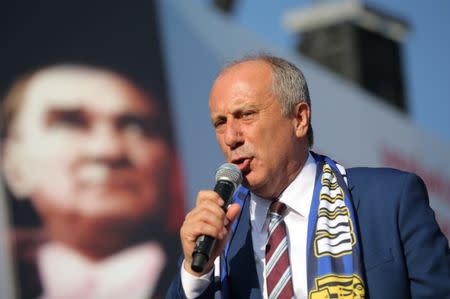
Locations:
84;123;128;165
224;119;244;150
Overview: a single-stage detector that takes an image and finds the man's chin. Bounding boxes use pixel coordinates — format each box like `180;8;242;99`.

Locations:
241;176;274;198
241;175;260;192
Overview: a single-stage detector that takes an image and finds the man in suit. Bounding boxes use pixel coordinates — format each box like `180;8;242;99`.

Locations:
0;64;184;299
167;54;450;298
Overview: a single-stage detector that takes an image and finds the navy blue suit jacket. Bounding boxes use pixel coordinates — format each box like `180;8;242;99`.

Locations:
167;168;450;298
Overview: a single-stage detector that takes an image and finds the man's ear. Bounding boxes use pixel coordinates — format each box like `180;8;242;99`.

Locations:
292;102;310;139
1;138;32;199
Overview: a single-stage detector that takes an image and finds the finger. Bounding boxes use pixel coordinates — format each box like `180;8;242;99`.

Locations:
182;207;228;238
196;198;226;216
195;190;224;207
188;210;226;231
192;196;226;222
191;221;227;240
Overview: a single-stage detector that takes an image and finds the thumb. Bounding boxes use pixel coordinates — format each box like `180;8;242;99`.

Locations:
225;203;241;225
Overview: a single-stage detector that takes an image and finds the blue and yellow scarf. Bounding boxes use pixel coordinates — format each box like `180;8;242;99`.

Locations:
307;153;365;299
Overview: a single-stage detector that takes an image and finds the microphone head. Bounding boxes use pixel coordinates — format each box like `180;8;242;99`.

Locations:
215;163;243;189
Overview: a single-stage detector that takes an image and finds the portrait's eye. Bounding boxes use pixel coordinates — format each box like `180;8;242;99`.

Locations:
118;115;166;138
46;109;88;129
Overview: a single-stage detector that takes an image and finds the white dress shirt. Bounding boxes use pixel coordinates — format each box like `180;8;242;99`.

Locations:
38;241;166;299
182;154;316;299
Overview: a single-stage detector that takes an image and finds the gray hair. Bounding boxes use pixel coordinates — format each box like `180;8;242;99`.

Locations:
222;53;314;147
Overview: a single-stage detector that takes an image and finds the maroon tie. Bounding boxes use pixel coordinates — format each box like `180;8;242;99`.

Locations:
265;201;294;299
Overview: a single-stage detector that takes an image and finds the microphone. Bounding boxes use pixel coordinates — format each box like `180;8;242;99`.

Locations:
191;163;243;273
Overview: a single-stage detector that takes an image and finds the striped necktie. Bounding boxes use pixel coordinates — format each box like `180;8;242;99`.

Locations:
265;201;294;299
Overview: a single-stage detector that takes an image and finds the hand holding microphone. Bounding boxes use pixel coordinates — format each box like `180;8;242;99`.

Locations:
180;163;242;275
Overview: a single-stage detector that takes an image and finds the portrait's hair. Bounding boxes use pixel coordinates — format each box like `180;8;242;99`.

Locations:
221;53;314;147
0;73;33;145
0;64;173;147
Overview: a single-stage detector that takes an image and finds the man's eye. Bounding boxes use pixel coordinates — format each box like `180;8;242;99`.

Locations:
242;111;255;119
213;119;226;129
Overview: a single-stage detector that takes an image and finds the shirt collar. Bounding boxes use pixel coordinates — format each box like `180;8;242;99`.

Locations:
250;153;317;233
37;241;166;297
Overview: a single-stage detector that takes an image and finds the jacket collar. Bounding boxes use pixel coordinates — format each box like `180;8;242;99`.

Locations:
225;189;262;299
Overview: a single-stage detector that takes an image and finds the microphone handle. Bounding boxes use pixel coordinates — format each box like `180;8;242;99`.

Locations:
191;180;235;273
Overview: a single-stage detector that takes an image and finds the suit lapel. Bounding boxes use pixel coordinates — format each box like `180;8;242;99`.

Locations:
347;171;360;211
226;192;262;299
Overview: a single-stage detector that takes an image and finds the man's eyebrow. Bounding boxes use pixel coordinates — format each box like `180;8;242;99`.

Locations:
231;103;261;114
210;114;225;123
211;103;259;118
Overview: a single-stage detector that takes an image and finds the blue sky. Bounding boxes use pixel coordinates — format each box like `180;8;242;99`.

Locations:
195;0;450;145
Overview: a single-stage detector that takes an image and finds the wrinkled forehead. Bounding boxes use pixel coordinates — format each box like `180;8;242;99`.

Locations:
210;60;275;108
22;66;157;116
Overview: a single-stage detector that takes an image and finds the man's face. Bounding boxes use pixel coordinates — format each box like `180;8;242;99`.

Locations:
5;67;172;244
209;61;308;198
